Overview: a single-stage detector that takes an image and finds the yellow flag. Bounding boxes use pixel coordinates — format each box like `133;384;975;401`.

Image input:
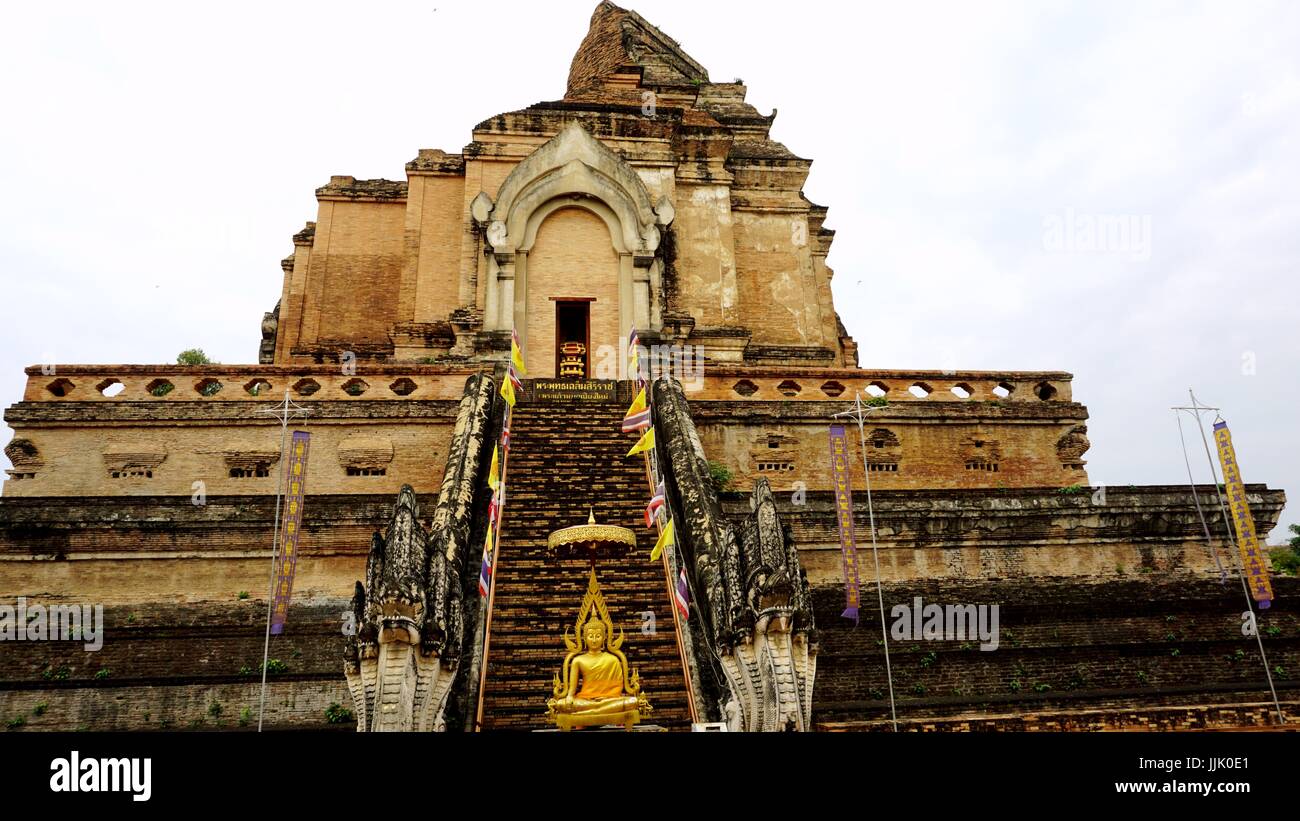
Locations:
626;426;655;457
651;517;674;562
624;387;646;418
500;373;516;407
511;338;527;377
488;444;500;490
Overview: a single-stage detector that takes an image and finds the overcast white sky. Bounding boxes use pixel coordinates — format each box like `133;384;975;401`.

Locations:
1;0;1296;537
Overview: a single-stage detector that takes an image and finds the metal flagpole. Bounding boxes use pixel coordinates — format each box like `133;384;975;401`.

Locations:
475;398;511;731
834;392;898;731
254;390;312;732
1174;389;1283;724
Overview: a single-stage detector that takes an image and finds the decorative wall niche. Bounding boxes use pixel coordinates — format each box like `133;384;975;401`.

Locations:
338;435;394;475
223;451;280;479
1056;424;1090;469
4;438;43;481
103;446;166;479
865;427;901;470
962;434;1002;473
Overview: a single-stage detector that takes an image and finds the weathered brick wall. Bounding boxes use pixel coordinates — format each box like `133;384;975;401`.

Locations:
4;391;469;498
820;702;1295;732
723;487;1288;585
732;210;827;348
297;195;406;347
808;577;1300;728
408;174;469;324
671;182;739;329
695;402;1089;490
0;602;351;731
0;493;429;603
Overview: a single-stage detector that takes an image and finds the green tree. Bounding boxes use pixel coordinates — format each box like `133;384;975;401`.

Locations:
1268;524;1300;576
176;348;214;365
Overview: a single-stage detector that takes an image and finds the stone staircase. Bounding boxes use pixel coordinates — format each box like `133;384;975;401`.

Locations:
478;397;693;730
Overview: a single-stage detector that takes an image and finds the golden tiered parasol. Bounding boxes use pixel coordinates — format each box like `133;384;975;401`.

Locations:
547;508;637;559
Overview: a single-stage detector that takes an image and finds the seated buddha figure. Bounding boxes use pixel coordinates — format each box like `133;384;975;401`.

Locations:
548;618;645;728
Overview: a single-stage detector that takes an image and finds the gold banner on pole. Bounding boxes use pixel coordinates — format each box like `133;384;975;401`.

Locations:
1212;420;1274;608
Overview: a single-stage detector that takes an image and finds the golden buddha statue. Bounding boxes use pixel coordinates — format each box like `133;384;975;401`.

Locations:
546;568;652;730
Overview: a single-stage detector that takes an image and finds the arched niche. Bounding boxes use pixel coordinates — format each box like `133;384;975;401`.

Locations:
477;122;673;358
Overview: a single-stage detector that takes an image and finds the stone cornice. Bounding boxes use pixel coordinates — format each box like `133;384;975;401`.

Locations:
5;400;464;424
315;176;408;202
727;485;1288;547
685;400;1090;423
405;148;466;176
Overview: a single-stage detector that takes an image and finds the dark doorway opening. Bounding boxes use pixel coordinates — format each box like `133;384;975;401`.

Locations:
554;300;590;379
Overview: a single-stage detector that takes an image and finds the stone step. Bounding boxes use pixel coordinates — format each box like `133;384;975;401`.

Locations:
479;401;692;730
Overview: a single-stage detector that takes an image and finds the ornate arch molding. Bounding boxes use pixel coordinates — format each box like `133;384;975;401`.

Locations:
472;122;675;343
520;195;628;255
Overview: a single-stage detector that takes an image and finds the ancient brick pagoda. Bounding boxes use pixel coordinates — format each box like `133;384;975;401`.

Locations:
0;2;1293;731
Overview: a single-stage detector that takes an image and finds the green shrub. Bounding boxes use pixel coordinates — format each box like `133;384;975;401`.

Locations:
176;349;214;365
240;659;288;677
324;702;354;725
33;702;48;717
93;668;111;680
706;460;733;494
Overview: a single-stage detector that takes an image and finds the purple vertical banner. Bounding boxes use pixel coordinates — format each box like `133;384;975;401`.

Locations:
829;425;862;624
270;431;311;635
